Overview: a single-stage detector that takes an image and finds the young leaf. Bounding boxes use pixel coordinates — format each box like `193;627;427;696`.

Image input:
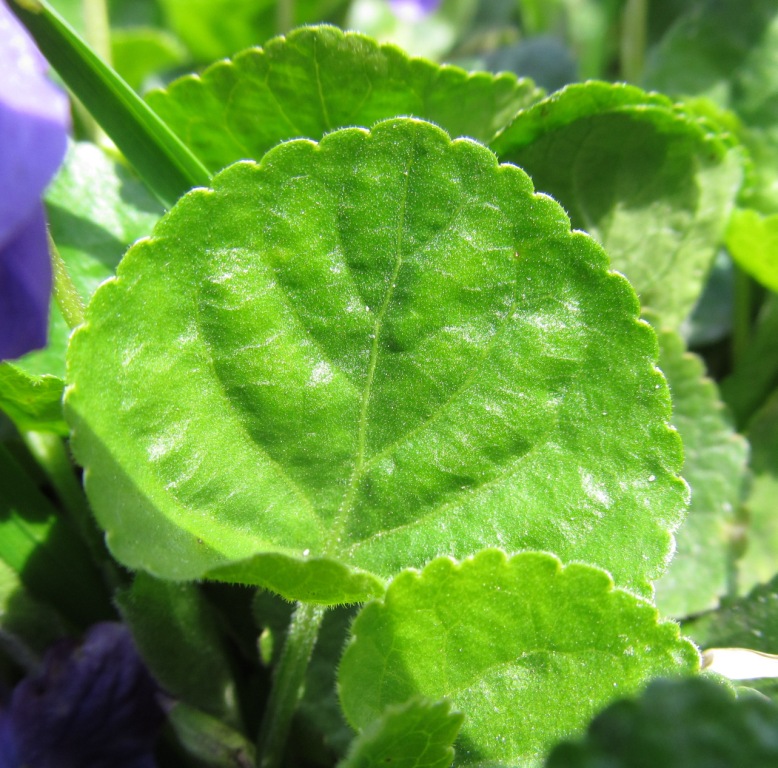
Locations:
545;676;778;768
684;574;778;654
0;366;67;436
338;698;462;768
650;323;748;618
339;550;699;768
734;390;778;592
146;25;542;174
491;81;744;329
66;118;686;602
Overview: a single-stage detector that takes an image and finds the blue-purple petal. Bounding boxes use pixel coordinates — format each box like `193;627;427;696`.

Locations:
389;0;443;21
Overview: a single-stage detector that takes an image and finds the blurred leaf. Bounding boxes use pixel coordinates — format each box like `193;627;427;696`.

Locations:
111;27;187;92
147;25;541;174
545;676;778;768
735;390;778;592
727;208;778;293
720;294;778;430
484;36;576;92
680;249;734;347
652;324;748;618
338;698;462;768
0;366;66;436
492;81;745;330
340;551;699;768
117;573;239;722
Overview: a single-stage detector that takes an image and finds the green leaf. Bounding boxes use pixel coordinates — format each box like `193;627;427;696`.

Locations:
0;366;67;436
157;0;349;62
339;550;699;768
650;323;748;618
116;572;239;721
10;0;210;208
491;81;744;329
734;390;778;592
111;27;187;92
726;209;778;293
66;118;686;602
0;444;110;628
643;0;778;213
684;574;778;654
338;698;462;768
545;676;778;768
146;25;542;175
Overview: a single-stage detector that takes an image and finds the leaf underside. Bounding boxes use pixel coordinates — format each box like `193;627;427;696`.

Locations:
67;118;686;603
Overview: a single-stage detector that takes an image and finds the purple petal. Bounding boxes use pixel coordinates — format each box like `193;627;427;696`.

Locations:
10;623;165;768
0;713;20;768
0;204;51;360
0;1;70;246
389;0;443;22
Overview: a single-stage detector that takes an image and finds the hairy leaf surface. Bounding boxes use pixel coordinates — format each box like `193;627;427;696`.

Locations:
651;324;748;618
147;26;541;174
491;81;743;329
67;119;686;602
339;551;699;768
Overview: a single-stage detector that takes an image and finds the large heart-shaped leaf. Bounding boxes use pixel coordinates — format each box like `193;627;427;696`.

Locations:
339;550;699;768
146;25;541;174
66;119;686;603
491;82;744;329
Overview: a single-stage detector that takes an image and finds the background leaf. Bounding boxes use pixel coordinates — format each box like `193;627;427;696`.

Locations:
67;119;687;602
651;323;748;618
146;25;542;175
339;550;699;768
545;676;778;768
338;698;462;768
491;81;744;329
726;208;778;293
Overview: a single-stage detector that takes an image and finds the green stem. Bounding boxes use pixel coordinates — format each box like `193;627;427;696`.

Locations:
83;0;111;65
257;602;326;768
276;0;295;35
620;0;647;82
21;430;125;592
733;265;753;367
50;232;86;329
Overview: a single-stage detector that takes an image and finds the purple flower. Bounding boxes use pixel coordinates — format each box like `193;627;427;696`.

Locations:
0;623;166;768
0;1;70;361
389;0;443;22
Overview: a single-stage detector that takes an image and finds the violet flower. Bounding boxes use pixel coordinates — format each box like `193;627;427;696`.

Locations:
389;0;443;22
0;0;70;361
0;623;166;768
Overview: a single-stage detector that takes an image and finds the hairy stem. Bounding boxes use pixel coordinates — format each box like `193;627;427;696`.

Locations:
257;601;326;768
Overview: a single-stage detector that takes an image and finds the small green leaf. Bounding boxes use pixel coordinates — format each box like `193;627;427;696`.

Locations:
339;550;699;768
734;390;778;592
67;119;686;602
491;81;744;329
146;25;542;174
10;0;210;207
0;366;67;436
684;575;778;654
111;27;187;91
726;208;778;293
650;323;748;618
338;698;462;768
545;676;778;768
116;573;239;721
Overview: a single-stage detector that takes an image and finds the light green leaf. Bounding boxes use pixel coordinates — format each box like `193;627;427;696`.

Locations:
146;25;542;175
545;676;778;768
491;81;744;329
0;366;67;436
735;390;778;592
111;27;187;92
684;574;778;654
726;208;778;293
338;698;462;768
339;550;699;768
67;118;686;603
651;323;748;618
116;573;239;722
643;0;778;213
